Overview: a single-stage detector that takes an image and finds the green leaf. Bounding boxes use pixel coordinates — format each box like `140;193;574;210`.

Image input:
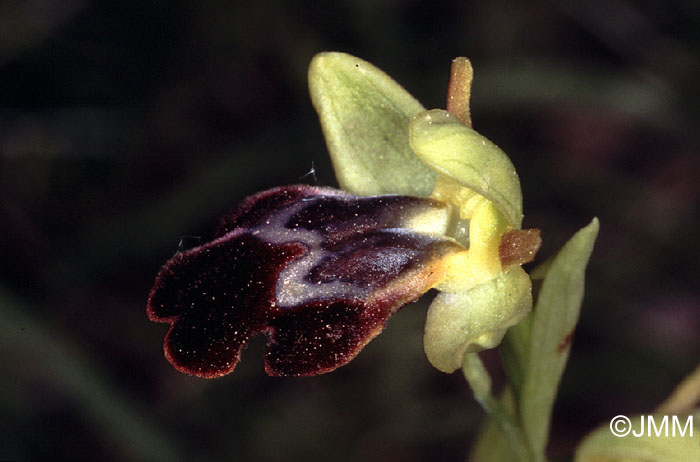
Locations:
423;266;532;373
408;109;523;228
308;52;437;196
518;218;600;457
575;414;700;462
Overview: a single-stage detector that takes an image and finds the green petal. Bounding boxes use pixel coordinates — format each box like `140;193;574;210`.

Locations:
518;218;599;457
309;52;436;196
409;109;523;228
575;414;700;462
423;267;532;373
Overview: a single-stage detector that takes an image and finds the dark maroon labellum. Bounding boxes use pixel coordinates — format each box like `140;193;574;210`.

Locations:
147;185;459;377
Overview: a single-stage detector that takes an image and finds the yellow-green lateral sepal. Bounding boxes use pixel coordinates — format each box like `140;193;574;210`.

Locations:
409;109;523;228
423;266;532;373
308;52;436;196
575;414;700;462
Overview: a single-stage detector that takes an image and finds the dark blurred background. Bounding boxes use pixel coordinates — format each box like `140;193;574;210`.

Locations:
1;1;698;461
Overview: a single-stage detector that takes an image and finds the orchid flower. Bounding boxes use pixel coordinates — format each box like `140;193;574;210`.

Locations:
147;52;541;377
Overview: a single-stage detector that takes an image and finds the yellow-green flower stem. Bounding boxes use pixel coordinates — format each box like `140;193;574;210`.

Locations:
462;353;540;462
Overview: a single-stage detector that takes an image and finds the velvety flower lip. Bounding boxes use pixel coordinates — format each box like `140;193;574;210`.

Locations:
149;53;543;379
147;185;461;377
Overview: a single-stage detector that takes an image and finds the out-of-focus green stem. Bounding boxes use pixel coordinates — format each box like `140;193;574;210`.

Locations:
655;362;700;416
462;353;541;462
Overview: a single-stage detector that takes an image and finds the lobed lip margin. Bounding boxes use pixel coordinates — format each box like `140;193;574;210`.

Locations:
147;185;461;377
